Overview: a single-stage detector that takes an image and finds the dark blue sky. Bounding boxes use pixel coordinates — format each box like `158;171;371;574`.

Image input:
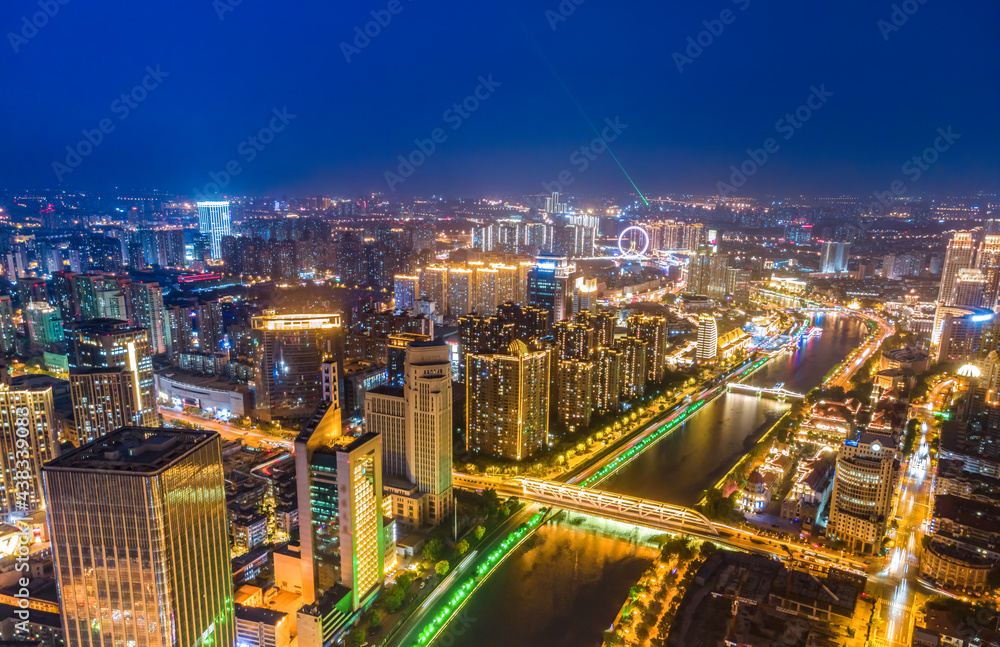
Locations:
2;0;998;198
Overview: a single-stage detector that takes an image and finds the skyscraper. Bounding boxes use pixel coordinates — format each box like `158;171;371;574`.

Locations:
69;367;142;444
938;231;976;304
367;339;453;528
196;200;232;260
827;432;898;555
24;302;63;351
697;314;719;362
616;336;647;400
627;314;669;382
0;296;14;355
295;404;384;609
393;274;419;310
0;382;58;516
952;268;987;308
44;428;234;647
129;281;166;354
977;234;1000;309
252;312;343;422
527;256;572;323
820;241;851;274
466;340;550;460
196;298;224;352
65;319;156;427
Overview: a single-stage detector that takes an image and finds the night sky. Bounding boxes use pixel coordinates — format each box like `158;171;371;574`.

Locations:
2;0;998;198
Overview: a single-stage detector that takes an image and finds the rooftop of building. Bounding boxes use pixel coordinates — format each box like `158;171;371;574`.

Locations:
934;494;1000;534
45;427;219;474
234;603;287;626
69;366;131;377
369;384;404;398
883;346;930;362
156;368;251;394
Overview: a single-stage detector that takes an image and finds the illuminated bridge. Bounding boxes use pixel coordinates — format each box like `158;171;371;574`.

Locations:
726;382;804;400
506;478;720;537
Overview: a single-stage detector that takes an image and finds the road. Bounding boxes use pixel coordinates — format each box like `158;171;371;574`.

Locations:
825;310;894;388
158;407;294;449
867;423;934;646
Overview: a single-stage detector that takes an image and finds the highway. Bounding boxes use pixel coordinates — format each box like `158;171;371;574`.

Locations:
158;406;294;449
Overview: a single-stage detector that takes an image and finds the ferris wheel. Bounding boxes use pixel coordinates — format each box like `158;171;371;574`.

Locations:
617;226;650;258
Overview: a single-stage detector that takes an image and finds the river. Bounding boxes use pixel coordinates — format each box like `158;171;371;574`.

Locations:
450;312;866;647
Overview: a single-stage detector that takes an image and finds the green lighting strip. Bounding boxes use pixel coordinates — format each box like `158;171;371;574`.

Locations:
411;511;546;646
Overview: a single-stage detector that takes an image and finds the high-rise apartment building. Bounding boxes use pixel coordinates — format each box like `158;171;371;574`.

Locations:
616;336;647;400
165;302;194;358
129;281;166;354
697;314;719;362
419;266;448;315
44;428;234;647
196;299;224;352
0;296;16;356
69;367;142;444
394;275;420;310
938;231;976;304
627;314;669;382
827;432;898;555
0;383;58;516
196;200;232;260
366;340;453;528
24;302;63;350
951;268;987;308
447;268;472;317
555;358;594;431
252;312;343;422
594;346;623;412
65;319;156;427
466;340;550;460
295;405;384;609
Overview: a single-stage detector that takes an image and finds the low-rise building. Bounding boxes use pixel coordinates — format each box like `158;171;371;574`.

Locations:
235;604;290;647
155;368;253;418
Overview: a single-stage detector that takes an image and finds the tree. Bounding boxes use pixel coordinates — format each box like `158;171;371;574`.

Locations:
422;538;444;562
456;539;470;556
365;609;382;628
474;525;486;541
382;585;405;612
346;628;366;647
435;560;450;577
902;418;919;457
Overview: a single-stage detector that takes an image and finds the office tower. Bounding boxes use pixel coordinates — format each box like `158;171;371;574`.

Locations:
938;231;976;304
394;275;420;310
820;241;851;274
196;200;232;260
367;340;453;528
447;267;472;317
627;314;669;382
44;428;234;647
196;299;224;352
553;320;595;360
936;307;993;362
129;281;166;354
252;312;343;422
827;432;898;554
0;297;13;355
616;336;647;400
594;346;623;412
295;405;383;608
977;234;1000;309
69;367;142;444
386;332;431;386
952;268;987;308
24;302;63;350
65;320;156;426
527;256;572;323
555;358;594;431
466;340;550;460
420;266;448;315
0;383;58;516
572;277;598;315
697;314;719;362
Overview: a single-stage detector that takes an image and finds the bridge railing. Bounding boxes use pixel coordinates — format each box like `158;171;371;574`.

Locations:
512;478;720;536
